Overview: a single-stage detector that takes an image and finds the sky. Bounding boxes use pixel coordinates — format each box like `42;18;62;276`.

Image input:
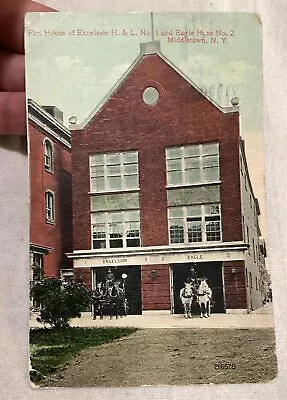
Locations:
25;12;265;235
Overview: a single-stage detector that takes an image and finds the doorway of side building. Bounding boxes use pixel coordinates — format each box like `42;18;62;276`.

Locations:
172;262;225;314
92;265;142;315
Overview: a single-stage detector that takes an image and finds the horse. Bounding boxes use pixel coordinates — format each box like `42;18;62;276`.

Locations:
197;279;212;318
113;280;128;316
107;280;127;319
180;282;195;319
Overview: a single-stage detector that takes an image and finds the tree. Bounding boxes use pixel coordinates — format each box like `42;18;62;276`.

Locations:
30;277;91;329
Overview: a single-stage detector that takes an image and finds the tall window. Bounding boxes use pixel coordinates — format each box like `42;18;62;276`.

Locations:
246;226;250;253
91;210;141;249
90;151;139;193
168;203;221;244
44;139;53;172
252;239;256;263
249;271;253;288
45;191;55;223
246;268;249;287
166;143;219;186
32;253;44;282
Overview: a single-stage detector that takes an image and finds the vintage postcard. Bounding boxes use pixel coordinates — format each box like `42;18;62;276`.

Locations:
25;12;277;387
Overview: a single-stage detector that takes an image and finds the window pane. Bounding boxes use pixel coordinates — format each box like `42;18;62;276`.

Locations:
167;159;181;171
202;143;218;155
187;221;202;242
107;153;121;165
170;224;184;243
91;165;105;177
203;167;219;181
90;154;104;166
92;213;105;224
166;147;181;159
44;141;53;171
109;225;123;238
46;192;55;222
204;204;220;215
184;146;199;157
125;210;139;222
109;212;123;223
205;215;220;221
126;238;140;247
107;176;122;190
206;221;221;241
91;176;105;192
186;205;201;216
170;218;184;227
93;231;106;239
169;208;184;218
123;151;138;164
93;240;106;249
126;228;140;237
168;170;183;185
185;168;200;184
110;239;123;248
125;174;138;189
203;155;219;167
107;165;121;175
185;157;200;168
124;163;138;174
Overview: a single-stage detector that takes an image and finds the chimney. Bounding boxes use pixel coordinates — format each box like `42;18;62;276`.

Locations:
140;40;161;55
42;105;64;124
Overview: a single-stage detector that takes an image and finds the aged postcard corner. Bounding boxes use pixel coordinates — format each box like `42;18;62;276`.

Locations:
25;11;277;389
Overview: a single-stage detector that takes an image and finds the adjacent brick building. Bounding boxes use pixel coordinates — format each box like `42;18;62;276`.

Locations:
66;41;268;313
28;99;73;284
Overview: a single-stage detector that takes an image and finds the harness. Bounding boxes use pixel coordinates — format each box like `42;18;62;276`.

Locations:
182;288;193;298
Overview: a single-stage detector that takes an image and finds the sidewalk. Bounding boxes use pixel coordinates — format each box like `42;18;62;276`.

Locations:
30;303;274;329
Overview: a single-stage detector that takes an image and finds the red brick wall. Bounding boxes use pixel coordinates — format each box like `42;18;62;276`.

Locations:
29;122;73;277
220;115;242;242
223;261;247;309
141;264;171;310
72;54;242;250
75;267;92;289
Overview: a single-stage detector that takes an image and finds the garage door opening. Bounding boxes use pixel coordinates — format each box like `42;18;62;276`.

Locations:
92;266;142;315
172;262;225;314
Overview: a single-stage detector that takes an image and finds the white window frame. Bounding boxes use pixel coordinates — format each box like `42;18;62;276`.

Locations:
91;210;141;249
31;253;44;282
89;151;139;193
246;226;250;254
166;143;220;187
44;139;54;173
45;190;55;224
168;203;222;245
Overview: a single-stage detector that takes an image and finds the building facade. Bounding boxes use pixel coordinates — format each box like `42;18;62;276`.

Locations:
29;100;73;284
68;41;268;314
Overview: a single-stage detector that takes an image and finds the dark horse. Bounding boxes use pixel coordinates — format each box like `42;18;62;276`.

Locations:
92;281;127;320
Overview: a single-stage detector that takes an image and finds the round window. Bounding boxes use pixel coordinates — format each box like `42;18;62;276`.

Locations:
142;86;160;106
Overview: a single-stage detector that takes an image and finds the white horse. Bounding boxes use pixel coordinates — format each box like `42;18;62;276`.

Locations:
197;279;212;318
180;282;194;319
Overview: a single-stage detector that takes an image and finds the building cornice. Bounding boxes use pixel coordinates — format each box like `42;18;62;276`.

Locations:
67;241;248;259
28;99;71;148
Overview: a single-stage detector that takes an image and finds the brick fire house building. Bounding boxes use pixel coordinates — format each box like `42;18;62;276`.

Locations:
67;41;268;314
29;100;73;283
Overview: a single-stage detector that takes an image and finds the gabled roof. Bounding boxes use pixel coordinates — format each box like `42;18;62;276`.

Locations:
70;41;239;130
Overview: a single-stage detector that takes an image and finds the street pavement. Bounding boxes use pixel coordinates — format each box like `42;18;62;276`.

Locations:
30;302;274;329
